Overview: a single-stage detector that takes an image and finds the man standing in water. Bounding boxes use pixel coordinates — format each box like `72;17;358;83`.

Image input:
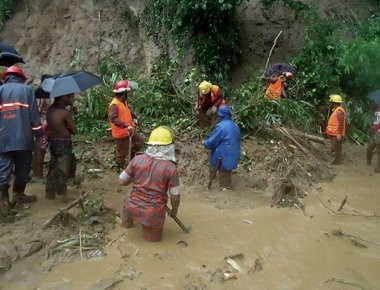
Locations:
119;126;180;242
45;93;77;199
109;80;144;168
366;104;380;173
326;94;346;165
203;105;240;190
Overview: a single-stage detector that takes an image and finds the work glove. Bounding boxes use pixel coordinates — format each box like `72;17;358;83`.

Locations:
336;134;342;141
210;106;218;114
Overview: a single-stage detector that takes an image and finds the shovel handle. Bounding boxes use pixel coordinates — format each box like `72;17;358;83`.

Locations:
165;205;190;233
207;158;221;190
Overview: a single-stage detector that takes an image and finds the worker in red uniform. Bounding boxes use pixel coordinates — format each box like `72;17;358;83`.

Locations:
119;126;180;242
108;80;144;167
326;94;346;164
194;81;226;126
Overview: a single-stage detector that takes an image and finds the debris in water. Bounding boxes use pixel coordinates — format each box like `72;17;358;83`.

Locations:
248;256;264;273
243;219;253;224
225;258;242;272
177;240;188;248
223;271;237;281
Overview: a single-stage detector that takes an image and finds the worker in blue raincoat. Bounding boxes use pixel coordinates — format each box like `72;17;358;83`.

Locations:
0;66;45;209
203;105;240;190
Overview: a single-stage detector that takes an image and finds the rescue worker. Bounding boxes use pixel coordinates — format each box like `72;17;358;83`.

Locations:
262;71;293;100
203;105;240;190
45;93;77;199
366;105;380;173
326;94;347;165
109;80;144;168
194;81;225;126
119;126;180;242
0;65;44;208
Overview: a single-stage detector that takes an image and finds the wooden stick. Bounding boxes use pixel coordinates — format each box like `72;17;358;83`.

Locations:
207;159;221;190
165;205;190;233
337;196;347;211
262;30;283;77
316;196;379;218
329;229;367;248
79;228;83;259
44;190;93;228
324;277;366;289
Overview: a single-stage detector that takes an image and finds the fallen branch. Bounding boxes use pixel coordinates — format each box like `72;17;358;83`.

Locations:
44;190;93;228
337;196;347;211
274;127;320;164
316;196;379;218
287;128;326;144
324;277;366;289
327;229;368;248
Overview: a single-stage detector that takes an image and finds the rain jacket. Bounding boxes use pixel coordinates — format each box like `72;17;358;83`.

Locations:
0;75;43;153
204;106;240;171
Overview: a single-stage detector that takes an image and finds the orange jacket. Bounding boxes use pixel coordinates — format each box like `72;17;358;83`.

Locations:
326;106;346;137
265;78;283;100
200;85;226;109
109;98;135;139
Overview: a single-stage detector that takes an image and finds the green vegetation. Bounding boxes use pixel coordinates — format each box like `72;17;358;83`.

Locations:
147;0;242;87
74;56;196;141
0;0;15;26
74;1;379;144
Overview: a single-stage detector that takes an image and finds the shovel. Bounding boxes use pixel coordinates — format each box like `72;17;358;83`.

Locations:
165;205;190;233
207;158;221;189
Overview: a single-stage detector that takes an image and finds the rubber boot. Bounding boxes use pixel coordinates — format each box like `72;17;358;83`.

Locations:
13;183;37;203
366;151;372;166
0;184;10;212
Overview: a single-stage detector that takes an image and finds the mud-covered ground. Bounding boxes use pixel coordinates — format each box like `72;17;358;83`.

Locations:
1;138;380;289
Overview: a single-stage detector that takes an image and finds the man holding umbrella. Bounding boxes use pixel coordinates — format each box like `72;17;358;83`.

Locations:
41;71;102;199
0;65;43;208
109;80;144;168
366;90;380;173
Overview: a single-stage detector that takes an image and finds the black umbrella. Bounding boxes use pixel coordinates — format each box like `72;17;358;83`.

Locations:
40;70;102;98
0;42;24;67
367;89;380;105
265;63;296;77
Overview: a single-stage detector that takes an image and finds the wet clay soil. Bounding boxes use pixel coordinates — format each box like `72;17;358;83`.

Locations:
1;147;380;290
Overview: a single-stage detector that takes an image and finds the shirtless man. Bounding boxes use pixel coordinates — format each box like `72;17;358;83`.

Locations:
45;93;77;199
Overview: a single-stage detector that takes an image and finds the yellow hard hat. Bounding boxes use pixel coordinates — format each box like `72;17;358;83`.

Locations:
198;81;212;95
146;126;173;145
329;94;343;103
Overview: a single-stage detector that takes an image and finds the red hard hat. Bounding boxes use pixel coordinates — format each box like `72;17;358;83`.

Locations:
1;65;27;82
113;80;131;93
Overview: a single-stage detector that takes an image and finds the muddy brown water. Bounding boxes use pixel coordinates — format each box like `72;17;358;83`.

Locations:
1;158;380;289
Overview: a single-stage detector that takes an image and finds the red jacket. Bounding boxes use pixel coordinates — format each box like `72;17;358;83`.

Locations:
371;107;380;133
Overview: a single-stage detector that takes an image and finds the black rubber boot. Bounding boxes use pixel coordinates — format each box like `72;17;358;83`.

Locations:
13;183;37;203
0;184;10;211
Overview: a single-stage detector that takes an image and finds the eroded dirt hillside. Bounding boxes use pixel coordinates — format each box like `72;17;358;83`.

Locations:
0;0;376;84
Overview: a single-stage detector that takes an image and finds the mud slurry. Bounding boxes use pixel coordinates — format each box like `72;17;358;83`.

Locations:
1;143;380;289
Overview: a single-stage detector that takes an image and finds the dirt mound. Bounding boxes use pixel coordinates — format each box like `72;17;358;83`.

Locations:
0;0;159;83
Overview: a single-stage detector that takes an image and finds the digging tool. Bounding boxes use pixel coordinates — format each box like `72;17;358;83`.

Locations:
165;205;190;233
207;158;221;190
